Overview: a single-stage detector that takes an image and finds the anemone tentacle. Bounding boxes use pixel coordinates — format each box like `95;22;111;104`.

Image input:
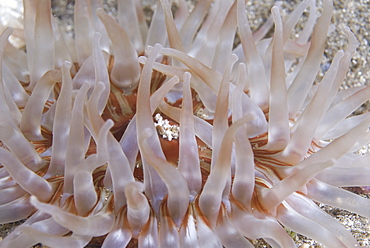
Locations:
0;0;369;247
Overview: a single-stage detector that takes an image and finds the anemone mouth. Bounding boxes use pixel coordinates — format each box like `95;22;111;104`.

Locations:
0;0;370;247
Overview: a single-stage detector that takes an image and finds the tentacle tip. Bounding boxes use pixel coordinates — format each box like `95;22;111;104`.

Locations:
29;195;39;206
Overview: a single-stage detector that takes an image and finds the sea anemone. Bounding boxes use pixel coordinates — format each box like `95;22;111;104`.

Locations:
0;0;369;247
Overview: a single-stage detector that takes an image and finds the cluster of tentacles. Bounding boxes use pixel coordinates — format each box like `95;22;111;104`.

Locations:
1;0;370;247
